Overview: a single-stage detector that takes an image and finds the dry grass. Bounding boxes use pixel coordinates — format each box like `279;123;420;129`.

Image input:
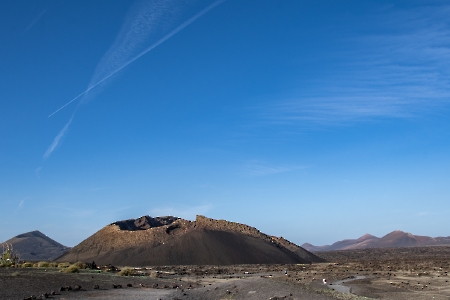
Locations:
73;261;87;269
62;264;79;273
37;261;50;268
0;242;19;267
57;262;70;268
21;262;33;268
118;268;135;276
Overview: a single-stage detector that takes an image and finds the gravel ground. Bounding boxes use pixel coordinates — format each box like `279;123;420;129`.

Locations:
0;268;183;300
0;267;341;300
47;277;341;300
3;256;450;300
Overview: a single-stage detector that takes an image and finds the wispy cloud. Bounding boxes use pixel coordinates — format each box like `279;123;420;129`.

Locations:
22;9;47;36
150;204;212;220
262;97;413;125
14;197;29;214
44;0;225;158
44;0;224;159
18;199;25;210
48;0;224;117
415;211;438;217
259;4;450;127
35;167;42;178
44;113;74;159
243;160;305;177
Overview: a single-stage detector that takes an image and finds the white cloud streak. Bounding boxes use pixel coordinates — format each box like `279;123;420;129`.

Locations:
35;167;42;178
48;0;224;118
45;0;224;159
14;197;30;214
264;97;416;125
44;113;74;158
18;200;25;210
22;9;47;36
260;4;450;127
243;160;305;177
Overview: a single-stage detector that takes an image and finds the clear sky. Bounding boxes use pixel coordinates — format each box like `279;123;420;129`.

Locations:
1;0;450;247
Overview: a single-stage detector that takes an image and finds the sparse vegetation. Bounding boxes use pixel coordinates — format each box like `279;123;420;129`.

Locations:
0;242;19;267
21;262;33;268
62;264;79;273
150;271;161;278
73;261;87;269
37;261;50;268
57;262;70;268
118;268;135;276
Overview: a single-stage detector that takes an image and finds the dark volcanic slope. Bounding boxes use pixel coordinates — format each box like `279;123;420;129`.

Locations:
57;215;320;266
6;230;70;261
79;229;306;266
272;237;325;263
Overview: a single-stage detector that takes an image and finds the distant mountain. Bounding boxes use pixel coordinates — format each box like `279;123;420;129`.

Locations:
57;215;324;266
4;230;70;261
302;230;450;252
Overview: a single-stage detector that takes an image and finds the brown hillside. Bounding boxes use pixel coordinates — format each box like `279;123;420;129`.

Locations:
56;215;321;266
377;230;419;247
6;231;70;261
303;230;450;251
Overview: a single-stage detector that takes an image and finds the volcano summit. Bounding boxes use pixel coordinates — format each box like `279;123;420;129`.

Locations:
57;215;323;266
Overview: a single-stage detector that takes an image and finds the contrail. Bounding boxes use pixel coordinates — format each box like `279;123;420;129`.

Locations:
48;0;224;118
44;112;75;158
47;89;89;117
22;9;47;36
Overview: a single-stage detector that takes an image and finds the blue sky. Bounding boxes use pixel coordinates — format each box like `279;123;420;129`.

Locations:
1;0;450;247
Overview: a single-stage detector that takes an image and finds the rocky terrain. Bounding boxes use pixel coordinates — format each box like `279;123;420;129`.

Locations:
4;230;70;261
0;265;342;300
3;221;450;299
2;245;450;300
56;215;324;266
302;230;450;251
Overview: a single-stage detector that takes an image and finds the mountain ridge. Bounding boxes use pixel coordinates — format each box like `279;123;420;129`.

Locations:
302;230;450;252
4;230;70;261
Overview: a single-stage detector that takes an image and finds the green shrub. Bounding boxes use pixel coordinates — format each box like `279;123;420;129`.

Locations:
73;261;87;269
118;268;135;276
38;261;50;268
0;243;19;267
48;262;58;268
57;262;70;268
32;263;38;268
63;265;79;273
21;262;33;268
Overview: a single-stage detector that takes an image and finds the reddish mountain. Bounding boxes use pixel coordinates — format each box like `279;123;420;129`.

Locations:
56;215;324;266
302;230;450;252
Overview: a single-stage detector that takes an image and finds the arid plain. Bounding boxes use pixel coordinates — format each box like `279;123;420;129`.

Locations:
2;245;450;300
1;216;450;299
